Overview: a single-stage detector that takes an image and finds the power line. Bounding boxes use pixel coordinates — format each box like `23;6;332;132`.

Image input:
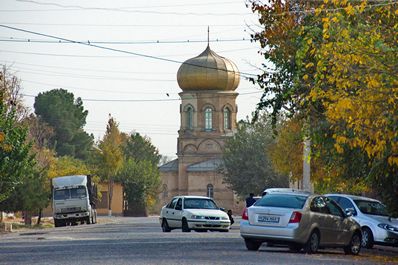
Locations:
0;22;251;28
11;0;253;16
21;91;262;102
0;25;257;78
0;60;174;75
7;66;176;82
0;45;259;59
0;37;249;45
16;0;240;10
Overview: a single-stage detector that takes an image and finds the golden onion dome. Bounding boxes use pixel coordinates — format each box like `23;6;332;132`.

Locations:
177;45;240;91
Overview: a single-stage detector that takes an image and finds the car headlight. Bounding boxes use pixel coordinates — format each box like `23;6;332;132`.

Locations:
378;223;398;232
221;217;229;220
191;215;206;219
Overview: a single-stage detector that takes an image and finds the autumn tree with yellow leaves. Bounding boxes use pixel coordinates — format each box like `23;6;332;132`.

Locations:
248;0;398;213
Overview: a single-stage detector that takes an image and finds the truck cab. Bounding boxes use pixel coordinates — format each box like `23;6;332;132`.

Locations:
52;175;97;227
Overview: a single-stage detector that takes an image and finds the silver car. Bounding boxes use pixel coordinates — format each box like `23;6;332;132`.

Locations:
240;192;362;254
326;194;398;248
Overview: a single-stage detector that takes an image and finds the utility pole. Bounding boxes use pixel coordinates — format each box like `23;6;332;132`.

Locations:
303;136;312;192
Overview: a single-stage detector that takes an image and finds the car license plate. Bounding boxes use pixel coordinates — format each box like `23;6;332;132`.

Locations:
258;215;280;223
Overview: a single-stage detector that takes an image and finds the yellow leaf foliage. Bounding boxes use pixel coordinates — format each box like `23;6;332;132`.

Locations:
305;0;398;166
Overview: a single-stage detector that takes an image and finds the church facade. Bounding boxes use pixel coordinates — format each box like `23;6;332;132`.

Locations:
158;44;243;212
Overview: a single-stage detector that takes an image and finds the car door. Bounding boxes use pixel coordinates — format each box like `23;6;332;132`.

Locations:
173;198;183;228
164;198;178;228
310;196;334;245
324;197;351;245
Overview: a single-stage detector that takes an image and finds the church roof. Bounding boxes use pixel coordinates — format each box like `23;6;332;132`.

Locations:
187;158;224;172
177;45;240;91
159;159;178;172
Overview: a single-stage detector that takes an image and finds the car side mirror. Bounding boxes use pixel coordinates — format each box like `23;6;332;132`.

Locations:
220;207;225;212
175;205;182;211
345;208;355;217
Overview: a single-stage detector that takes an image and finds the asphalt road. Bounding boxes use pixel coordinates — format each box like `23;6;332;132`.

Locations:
0;217;397;265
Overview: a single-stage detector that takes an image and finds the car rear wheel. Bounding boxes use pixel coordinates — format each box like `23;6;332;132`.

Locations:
162;219;171;232
344;232;361;255
361;227;374;249
182;218;191;232
304;230;319;254
54;219;64;227
244;239;261;251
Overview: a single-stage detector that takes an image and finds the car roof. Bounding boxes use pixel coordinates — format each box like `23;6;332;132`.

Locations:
263;188;311;195
263;192;312;197
172;195;212;199
325;193;381;203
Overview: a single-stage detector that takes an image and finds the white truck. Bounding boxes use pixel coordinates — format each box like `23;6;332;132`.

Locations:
52;175;97;227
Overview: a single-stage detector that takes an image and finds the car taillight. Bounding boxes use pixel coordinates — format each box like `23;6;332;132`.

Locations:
289;211;302;223
242;208;248;220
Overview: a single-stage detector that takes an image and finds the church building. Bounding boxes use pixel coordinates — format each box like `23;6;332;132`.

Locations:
158;43;242;212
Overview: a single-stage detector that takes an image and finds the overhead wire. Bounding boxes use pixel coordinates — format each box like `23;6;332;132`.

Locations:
0;37;249;45
0;22;252;28
12;0;253;16
0;24;258;78
21;91;262;102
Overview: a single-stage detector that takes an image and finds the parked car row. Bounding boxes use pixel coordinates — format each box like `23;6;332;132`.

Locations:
159;190;398;256
240;191;362;254
240;189;398;254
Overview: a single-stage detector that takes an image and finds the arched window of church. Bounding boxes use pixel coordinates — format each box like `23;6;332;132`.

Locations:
223;107;231;130
186;106;193;130
204;107;212;131
207;184;214;198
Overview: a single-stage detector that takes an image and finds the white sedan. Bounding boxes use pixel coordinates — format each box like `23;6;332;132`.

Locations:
159;196;231;232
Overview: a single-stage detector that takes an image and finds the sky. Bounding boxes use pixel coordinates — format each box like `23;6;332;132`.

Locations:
0;0;265;159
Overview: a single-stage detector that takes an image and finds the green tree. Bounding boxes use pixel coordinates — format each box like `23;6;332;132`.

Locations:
122;132;161;165
118;159;160;216
222;113;289;198
0;69;47;224
0;71;36;204
120;132;160;215
34;89;93;160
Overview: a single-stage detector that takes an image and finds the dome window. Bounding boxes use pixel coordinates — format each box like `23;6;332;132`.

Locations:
223;107;231;130
204;107;213;131
186;106;193;130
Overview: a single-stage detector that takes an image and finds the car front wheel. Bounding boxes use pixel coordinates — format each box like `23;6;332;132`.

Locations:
182;218;191;232
162;219;171;232
361;227;374;249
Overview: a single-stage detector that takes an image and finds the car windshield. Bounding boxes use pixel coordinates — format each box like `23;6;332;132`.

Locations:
71;187;87;198
54;187;86;200
354;199;389;216
54;189;69;200
255;194;308;209
184;198;218;209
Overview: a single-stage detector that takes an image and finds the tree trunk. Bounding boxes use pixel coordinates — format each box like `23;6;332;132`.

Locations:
37;209;42;225
108;178;114;217
24;211;32;226
0;211;3;223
